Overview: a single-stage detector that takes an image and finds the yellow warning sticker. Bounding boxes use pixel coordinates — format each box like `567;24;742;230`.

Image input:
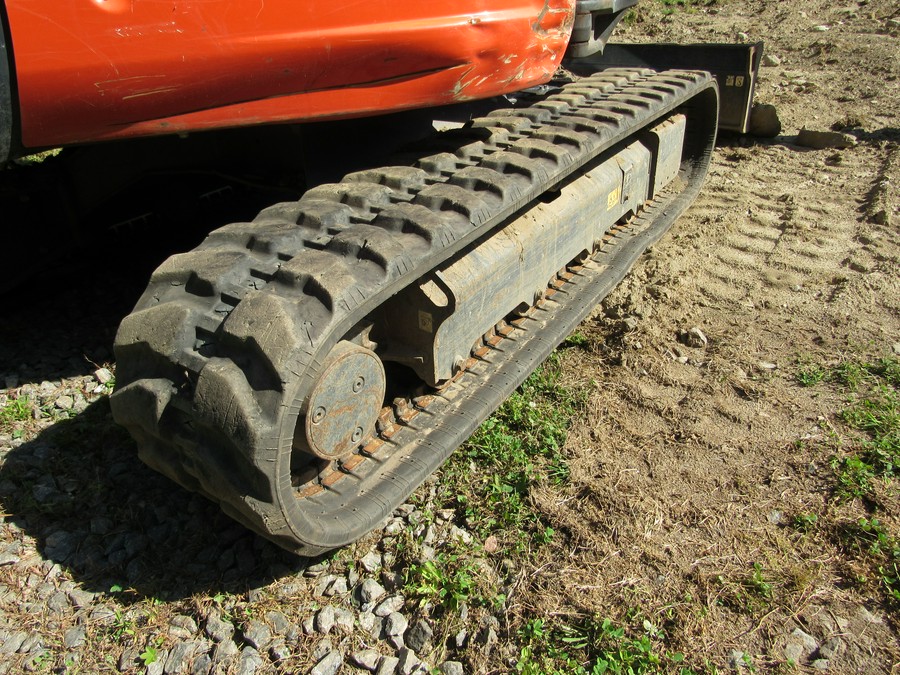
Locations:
418;310;433;333
607;187;621;210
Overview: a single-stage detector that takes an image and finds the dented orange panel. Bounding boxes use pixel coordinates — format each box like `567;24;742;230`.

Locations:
4;0;575;148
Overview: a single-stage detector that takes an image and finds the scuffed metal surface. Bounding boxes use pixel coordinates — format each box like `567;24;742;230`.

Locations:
5;0;576;147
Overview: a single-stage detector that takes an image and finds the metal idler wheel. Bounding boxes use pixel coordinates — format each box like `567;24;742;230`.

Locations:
295;340;386;460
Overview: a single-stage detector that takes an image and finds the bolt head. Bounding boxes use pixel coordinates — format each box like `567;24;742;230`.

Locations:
312;406;327;424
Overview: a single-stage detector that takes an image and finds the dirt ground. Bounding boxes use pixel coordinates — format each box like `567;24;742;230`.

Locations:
0;0;898;673
528;0;900;671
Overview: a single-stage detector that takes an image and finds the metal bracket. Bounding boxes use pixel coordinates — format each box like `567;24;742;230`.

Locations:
568;42;764;133
566;0;640;59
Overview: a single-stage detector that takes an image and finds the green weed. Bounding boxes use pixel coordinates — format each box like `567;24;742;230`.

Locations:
405;553;479;611
796;365;826;387
0;396;31;429
835;371;899;499
563;332;590;348
798;356;899;499
847;518;900;605
139;643;160;667
792;513;818;532
516;616;695;674
443;357;584;552
745;563;773;600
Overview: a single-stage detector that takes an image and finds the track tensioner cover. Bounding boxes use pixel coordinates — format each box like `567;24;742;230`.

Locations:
297;341;386;460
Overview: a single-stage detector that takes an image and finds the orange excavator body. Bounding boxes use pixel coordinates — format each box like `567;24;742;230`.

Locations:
3;0;574;149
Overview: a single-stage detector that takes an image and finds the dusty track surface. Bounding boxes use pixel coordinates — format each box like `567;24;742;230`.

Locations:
0;1;898;673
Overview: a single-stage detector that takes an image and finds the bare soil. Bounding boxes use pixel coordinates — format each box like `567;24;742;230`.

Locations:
520;0;900;671
0;0;898;673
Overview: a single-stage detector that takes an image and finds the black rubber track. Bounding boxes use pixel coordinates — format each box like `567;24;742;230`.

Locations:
111;69;718;555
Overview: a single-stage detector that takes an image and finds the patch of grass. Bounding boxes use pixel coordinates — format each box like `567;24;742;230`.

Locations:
442;355;585;553
563;331;590;349
715;563;778;614
834;371;899;500
0;395;32;429
844;518;900;606
802;352;900;607
405;552;480;612
792;513;818;532
798;355;899;499
745;562;773;600
516;616;695;674
796;364;826;387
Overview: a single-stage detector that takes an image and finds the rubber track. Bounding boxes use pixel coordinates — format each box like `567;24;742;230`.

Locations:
111;68;718;554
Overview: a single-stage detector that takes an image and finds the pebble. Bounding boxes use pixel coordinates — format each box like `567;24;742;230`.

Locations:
269;640;291;663
315;574;340;597
20;634;42;653
334;607;355;634
237;647;263;675
762;53;781;67
63;627;86;649
384;612;409;638
680;326;708;349
376;655;400;675
191;654;212;675
44;530;76;562
818;637;843;658
351;649;383;671
796;129;857;150
374;595;405;617
397;648;421;675
164;641;196;673
305;561;330;577
47;591;70;613
316;606;336;635
312;639;334;662
405;619;433;653
358;611;383;638
360;551;383;573
749;103;782;138
264;610;291;635
448;526;473;545
148;655;167;675
359;578;387;606
119;647;140;671
68;588;96;609
211;639;238;665
856;606;881;624
784;628;818;663
55;395;74;410
241;620;271;650
0;632;27;654
384;519;405;536
325;577;347;597
812;659;830;671
205;611;235;642
310;649;343;675
440;662;465;675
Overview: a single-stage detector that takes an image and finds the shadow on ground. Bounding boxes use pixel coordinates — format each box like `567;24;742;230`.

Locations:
0;397;313;601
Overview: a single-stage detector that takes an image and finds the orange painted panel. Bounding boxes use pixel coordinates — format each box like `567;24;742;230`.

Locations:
5;0;575;148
